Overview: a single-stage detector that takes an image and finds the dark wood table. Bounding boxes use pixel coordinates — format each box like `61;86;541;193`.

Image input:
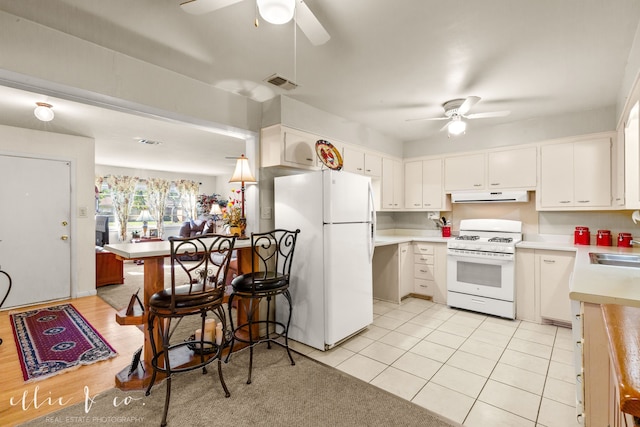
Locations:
104;238;257;391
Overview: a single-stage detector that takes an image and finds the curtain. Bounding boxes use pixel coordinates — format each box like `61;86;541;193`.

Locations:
176;179;199;220
146;178;170;239
105;175;137;241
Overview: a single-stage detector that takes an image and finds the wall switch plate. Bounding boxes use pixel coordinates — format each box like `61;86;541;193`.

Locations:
261;206;272;219
78;206;88;218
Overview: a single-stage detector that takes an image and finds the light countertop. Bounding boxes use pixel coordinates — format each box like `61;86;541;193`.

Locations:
375;230;640;307
104;237;254;259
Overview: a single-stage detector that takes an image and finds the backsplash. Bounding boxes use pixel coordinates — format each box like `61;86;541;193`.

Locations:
377;199;640;242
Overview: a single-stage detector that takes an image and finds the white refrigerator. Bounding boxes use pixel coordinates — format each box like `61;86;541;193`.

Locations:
274;169;375;351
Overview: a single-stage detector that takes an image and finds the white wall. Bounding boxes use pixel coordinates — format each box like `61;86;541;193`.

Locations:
404;107;616;158
263;95;403;157
0;124;95;298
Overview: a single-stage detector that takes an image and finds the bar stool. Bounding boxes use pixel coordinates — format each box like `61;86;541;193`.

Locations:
226;228;300;384
145;234;236;427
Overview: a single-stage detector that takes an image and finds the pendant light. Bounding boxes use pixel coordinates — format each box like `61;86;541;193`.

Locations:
257;0;295;24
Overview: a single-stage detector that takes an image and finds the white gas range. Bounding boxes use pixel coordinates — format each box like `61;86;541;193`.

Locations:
447;219;522;319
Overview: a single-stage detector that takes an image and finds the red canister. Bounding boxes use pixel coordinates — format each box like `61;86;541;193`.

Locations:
574;226;590;245
596;230;612;246
618;232;633;247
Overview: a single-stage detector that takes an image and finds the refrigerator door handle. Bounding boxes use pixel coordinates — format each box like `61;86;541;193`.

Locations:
368;181;376;263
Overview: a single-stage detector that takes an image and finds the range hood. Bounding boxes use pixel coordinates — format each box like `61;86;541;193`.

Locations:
451;191;529;203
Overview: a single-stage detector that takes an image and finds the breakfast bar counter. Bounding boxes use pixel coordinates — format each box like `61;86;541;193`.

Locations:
104;237;256;390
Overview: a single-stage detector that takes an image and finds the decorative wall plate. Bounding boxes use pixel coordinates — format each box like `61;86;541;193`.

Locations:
315;140;343;170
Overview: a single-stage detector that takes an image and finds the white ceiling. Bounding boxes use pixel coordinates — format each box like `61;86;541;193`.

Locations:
0;0;639;175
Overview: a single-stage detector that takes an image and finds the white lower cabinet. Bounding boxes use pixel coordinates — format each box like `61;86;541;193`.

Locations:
537;250;575;323
413;242;447;304
372;242;412;304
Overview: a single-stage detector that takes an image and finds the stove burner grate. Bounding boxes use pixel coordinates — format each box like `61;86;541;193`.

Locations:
488;237;514;243
456;235;480;241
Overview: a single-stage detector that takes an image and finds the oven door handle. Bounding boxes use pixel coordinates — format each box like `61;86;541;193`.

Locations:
447;252;514;264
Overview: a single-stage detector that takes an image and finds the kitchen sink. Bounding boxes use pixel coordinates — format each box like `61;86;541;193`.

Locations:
589;252;640;268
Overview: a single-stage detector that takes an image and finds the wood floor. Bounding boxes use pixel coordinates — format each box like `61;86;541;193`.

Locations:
0;296;143;427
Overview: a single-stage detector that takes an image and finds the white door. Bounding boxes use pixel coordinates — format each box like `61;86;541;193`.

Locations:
0;155;71;308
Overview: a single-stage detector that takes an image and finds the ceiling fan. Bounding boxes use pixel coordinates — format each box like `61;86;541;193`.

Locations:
407;96;511;136
180;0;330;46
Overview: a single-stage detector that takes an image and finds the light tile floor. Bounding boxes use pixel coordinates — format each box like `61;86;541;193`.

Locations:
288;297;581;427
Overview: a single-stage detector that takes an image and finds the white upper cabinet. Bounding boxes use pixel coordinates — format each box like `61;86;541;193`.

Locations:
444;154;485;191
625;103;640;209
343;147;382;177
538;135;612;209
381;157;403;210
444;147;537;192
488;147;537;189
261;124;319;169
404;158;449;210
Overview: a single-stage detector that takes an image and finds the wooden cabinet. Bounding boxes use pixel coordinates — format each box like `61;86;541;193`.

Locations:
343;147;381;177
404;159;449;210
413;242;447;303
96;250;124;287
444;147;537;192
537;250;574;323
261;124;319;169
539;136;612;209
444;153;485;191
381;157;403;209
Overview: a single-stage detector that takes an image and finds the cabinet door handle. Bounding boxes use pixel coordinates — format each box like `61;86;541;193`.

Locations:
559;200;571;204
306;157;313;161
577;200;590;203
357;167;363;171
473;184;482;187
423;203;431;206
543;259;556;264
413;203;420;207
490;183;500;186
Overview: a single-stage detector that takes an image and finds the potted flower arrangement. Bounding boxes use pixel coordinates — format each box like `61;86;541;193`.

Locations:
222;190;243;236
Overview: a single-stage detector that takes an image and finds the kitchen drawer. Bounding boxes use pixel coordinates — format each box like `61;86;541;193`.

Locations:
414;263;435;280
413;244;434;255
414;254;434;264
414;278;434;296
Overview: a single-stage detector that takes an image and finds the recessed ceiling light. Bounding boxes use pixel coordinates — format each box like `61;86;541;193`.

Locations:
137;138;162;145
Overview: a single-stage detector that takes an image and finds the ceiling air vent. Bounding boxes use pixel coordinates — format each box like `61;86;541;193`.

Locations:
137;138;162;145
264;74;298;90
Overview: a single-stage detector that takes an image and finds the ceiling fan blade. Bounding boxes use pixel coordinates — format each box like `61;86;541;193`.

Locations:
180;0;242;15
457;96;481;115
405;116;449;122
295;0;331;46
465;110;511;119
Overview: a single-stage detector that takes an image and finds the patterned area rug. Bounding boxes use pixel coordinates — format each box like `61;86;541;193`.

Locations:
10;303;117;382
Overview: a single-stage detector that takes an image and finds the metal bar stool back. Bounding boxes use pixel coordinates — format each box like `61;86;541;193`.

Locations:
145;233;236;427
227;228;300;384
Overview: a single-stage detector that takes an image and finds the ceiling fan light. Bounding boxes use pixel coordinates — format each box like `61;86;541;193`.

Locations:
257;0;295;24
34;102;54;122
447;117;466;136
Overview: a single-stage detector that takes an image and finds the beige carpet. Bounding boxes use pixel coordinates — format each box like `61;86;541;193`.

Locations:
21;344;460;427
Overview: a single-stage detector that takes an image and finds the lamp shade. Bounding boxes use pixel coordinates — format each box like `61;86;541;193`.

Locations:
229;154;257;184
34;102;54;122
136;209;154;222
257;0;295;24
210;203;222;215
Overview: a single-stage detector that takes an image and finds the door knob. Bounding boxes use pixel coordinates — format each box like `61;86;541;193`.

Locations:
61;235;69;240
62;221;68;226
